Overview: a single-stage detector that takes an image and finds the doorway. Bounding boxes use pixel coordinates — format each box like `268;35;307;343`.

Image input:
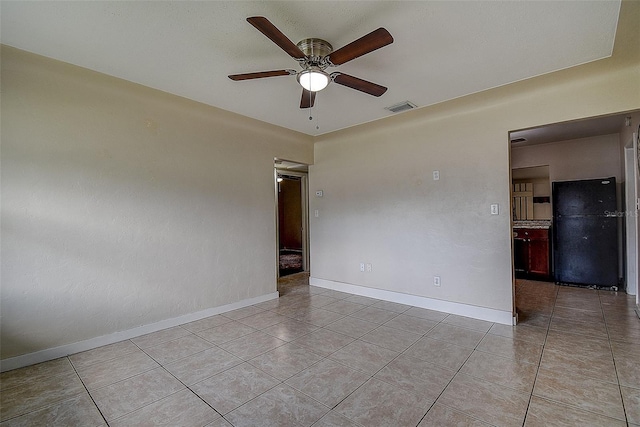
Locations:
509;112;640;317
275;160;309;278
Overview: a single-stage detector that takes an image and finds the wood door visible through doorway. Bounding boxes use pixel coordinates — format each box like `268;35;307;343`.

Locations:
278;176;303;276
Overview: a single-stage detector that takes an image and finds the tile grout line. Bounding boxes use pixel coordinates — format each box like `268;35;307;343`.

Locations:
134;333;284;427
412;321;495;427
314;317;433;425
276;307;460;425
599;290;630;426
165;294;383;426
0;358;110;426
98;333;237;425
519;282;558;427
288;311;409;416
103;337;192;425
528;285;631;424
67;355;111;427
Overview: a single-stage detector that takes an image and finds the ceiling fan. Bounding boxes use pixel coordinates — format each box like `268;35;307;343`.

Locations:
228;17;394;108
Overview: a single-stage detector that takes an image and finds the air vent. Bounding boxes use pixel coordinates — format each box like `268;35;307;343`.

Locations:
510;137;527;143
385;101;417;113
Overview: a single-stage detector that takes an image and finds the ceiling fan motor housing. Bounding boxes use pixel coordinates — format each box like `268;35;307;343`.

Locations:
296;38;333;68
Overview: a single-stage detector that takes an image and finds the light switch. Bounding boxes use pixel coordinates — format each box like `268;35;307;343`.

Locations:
315;190;323;197
314;210;319;218
490;204;499;215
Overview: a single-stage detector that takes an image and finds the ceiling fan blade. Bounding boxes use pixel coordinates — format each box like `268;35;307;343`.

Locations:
327;28;393;66
228;70;295;81
247;16;306;60
332;73;387;97
300;89;316;108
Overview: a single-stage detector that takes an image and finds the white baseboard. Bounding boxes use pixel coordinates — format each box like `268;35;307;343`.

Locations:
310;277;513;325
0;292;279;373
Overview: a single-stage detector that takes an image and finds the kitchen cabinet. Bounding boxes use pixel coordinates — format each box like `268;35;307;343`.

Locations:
514;227;550;279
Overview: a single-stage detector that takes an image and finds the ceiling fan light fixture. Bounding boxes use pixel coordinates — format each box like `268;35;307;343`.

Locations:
297;68;329;92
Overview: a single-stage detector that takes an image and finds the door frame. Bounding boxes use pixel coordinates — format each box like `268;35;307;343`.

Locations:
624;132;639;296
274;167;310;278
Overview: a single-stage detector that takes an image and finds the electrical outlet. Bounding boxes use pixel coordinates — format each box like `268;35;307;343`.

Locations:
366;263;372;272
433;170;440;181
490;203;499;215
360;263;365;272
433;276;441;287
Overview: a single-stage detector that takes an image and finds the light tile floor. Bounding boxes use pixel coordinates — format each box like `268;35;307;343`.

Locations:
1;275;639;426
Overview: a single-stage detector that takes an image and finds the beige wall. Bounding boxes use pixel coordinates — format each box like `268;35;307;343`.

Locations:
1;46;313;360
512;134;622;184
309;1;639;315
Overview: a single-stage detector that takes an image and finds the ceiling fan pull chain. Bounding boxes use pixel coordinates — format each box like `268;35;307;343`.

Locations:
306;93;319;130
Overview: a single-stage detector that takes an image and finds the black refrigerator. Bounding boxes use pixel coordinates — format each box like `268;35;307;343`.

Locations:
552;177;618;287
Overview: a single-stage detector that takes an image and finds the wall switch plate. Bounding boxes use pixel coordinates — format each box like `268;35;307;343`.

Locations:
434;276;441;287
366;263;372;272
360;263;365;272
314;210;319;218
315;190;323;197
490;203;499;215
433;170;440;181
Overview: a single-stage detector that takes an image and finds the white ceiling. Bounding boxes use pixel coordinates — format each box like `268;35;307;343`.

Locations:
1;1;621;136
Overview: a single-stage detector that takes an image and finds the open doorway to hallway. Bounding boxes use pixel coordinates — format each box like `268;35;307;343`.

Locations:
275;159;310;282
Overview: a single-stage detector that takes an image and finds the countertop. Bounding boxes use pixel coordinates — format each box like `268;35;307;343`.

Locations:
513;220;552;229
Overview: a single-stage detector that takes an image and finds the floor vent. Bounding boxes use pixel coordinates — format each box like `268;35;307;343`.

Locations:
385;101;417;113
